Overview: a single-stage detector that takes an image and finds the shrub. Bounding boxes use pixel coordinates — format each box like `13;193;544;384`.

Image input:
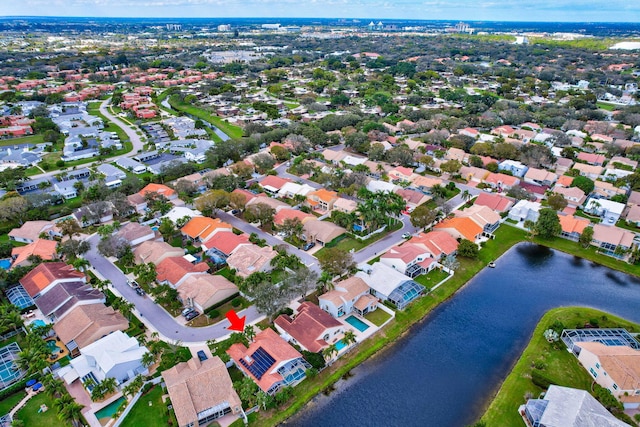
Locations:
207;309;220;319
301;350;326;370
531;370;554;389
231;298;242;307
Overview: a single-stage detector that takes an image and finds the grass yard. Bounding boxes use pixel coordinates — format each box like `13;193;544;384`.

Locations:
316;222;403;257
481;307;639;427
15;392;66;427
120;385;171;427
364;309;392;327
168;95;243;139
0;391;26;415
0;134;44;147
414;268;450;290
597;101;618;111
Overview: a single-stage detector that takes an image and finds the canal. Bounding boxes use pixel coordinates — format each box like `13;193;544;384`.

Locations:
289;243;640;427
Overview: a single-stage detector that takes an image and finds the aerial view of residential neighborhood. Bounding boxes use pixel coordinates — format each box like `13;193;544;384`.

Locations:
0;1;640;426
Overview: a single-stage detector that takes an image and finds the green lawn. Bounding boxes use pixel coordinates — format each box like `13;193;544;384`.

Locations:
15;392;67;427
597;101;618;111
481;307;639;427
364;309;392;327
0;391;26;415
168;95;243;139
414;268;450;290
0;134;44;147
120;385;171;427
315;222;403;257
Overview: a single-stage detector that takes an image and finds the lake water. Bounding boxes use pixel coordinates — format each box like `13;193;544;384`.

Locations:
289;243;640;427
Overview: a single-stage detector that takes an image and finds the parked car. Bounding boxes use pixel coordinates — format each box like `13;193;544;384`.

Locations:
230;209;240;216
197;350;208;361
181;307;196;317
402;232;411;239
302;242;316;251
134;287;145;296
185;310;199;321
127;279;139;288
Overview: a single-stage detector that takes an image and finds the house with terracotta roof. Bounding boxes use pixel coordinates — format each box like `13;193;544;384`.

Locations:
19;261;86;298
53;303;128;357
591;224;635;259
388;166;414;183
202;231;251;263
134;240;184;266
245;195;291;213
555;175;575;188
395;188;430;210
333;197;358;214
226;244;277;278
625;205;640;227
445;147;468;163
552;186;587;208
356;262;425;310
577;152;606;166
484;172;520;190
138;183;177;200
177;273;238;312
114;222;157;247
571;339;640;408
275;302;345;353
156;257;209;287
456;205;501;233
227;328;310;395
572;163;603;180
181;217;232;243
594;180;626;200
380;243;439;278
473;192;513;212
319;277;376;318
11;239;58;269
524;167;558;187
408;231;459;260
434;217;483;243
558;214;591;241
163;356;243;427
126;193;148;213
306;189;339;212
302;219;346;246
273;209;314;228
8;220;61;244
409;175;443;194
258;175;291;195
231;188;259;205
35;281;104;322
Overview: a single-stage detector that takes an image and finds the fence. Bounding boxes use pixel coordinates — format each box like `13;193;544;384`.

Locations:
112;376;163;427
352;225;387;241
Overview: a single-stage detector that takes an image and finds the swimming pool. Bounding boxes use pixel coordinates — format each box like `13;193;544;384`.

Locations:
335;339;347;351
151;226;159;231
0;259;11;270
344;315;369;332
46;340;61;354
31;319;46;328
95;396;126;421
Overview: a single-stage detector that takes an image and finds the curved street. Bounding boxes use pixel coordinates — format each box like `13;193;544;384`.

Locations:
98;98;145;153
84;233;262;344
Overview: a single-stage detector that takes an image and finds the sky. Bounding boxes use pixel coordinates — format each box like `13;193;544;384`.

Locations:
2;0;640;22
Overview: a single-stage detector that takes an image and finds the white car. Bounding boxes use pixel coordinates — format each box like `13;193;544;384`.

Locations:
402;233;411;239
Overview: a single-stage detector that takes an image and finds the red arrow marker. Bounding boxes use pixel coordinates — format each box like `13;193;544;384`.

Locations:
225;309;246;332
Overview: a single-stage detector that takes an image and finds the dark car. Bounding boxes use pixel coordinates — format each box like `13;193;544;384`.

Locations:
134;287;145;296
302;242;316;251
185;310;199;321
197;350;208;361
182;307;196;317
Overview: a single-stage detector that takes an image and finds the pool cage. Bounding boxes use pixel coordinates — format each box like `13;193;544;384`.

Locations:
561;328;640;354
0;414;11;427
0;342;25;389
5;285;34;310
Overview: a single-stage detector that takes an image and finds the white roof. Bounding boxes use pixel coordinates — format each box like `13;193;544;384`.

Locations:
70;331;147;379
278;182;315;197
585;198;625;216
163;207;202;224
367;180;399;194
342;155;367;166
356;262;412;297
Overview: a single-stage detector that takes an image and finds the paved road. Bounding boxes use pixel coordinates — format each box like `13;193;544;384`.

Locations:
273;163;322;189
98;98;145;153
84;233;262;344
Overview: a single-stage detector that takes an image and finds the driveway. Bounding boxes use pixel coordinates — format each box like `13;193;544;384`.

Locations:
84;234;262;344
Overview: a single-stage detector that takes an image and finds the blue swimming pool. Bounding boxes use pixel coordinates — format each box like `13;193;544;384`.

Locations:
335;339;347;351
31;319;46;328
151;226;159;231
0;259;11;270
344;315;369;332
95;396;126;420
46;340;61;354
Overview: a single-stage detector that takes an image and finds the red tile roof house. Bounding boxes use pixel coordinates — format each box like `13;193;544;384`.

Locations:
177;274;238;313
226;244;277;278
11;239;58;269
434;217;483;243
114;222;157;247
484;172;520;191
156;256;209;287
380;243;440;278
274;302;345;353
388;166;415;183
19;262;86;300
577;152;607;166
258;175;291;196
181;217;232;244
227;328;311;395
473;192;513;213
273;209;315;228
591;224;635;260
318;277;377;318
408;231;459;261
202;231;251;257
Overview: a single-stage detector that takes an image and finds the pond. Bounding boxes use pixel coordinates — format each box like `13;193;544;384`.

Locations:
290;244;640;427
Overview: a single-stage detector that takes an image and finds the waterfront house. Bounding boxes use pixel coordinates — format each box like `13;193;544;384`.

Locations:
558;215;591;241
356;263;425;310
591;224;635;259
434;217;483;243
473;192;513;213
274;302;345;353
318;277;376;318
508;200;541;223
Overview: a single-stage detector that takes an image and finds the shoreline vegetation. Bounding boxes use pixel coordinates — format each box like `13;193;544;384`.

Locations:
255;224;640;426
480;307;640;426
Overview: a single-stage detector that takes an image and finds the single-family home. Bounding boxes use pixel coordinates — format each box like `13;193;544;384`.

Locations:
177;274;239;312
456;205;501;233
498;160;528;177
395;188;431;210
484;172;520;190
508;200;542;223
473;192;513;213
410;175;444;195
134;240;185;266
380;243;439;278
524;167;558;187
302;219;346;246
53;303;129;357
163;356;243;427
407;231;459;260
318;277;377;318
114;222;156;247
227;328;311;395
226;244;277;278
275;302;345;353
593;180;627;200
8;220;61;243
11;239;58;268
258;175;291;195
19;262;86;299
58;331;148;389
366;179;400;194
181;217;232;243
273;209;314;228
552;186;587;208
445;147;468;164
34;279;103;322
202;231;251;264
577;152;606;166
138;183;178;200
245;196;291;213
388;166;414;183
572;163;603;180
625;205;640;227
459;166;489;184
584;198;625;224
434;217;483;243
521;385;629;427
591;224;635;259
306;189;339;213
333;197;358;214
156;257;209;287
278;182;315;199
558;215;591;241
356;263;425;310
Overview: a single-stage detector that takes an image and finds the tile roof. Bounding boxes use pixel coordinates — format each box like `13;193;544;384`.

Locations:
11;239;58;268
456;205;501;229
139;183;176;198
556;175;575;187
484;172;519;187
302;220;346;245
156;257;209;286
181;217;232;240
558;215;590;235
177;274;238;309
474;192;513;212
273;209;315;227
34;281;103;318
227;328;304;393
19;261;84;297
226;244;277;278
308;188;338;203
409;231;459;258
8;220;58;242
259;175;291;191
163;357;242;427
382;243;430;264
577;342;640;395
319;277;370;308
53;303;128;349
115;222;155;244
593;224;635;248
274;302;343;353
434;217;483;242
134;241;184;265
202;231;250;256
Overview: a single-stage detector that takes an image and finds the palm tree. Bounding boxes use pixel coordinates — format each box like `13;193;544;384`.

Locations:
343;330;357;349
53;394;74;417
317;271;334;293
101;377;117;395
141;351;155;368
322;344;338;362
461;189;471;202
71;257;90;272
45;378;67;399
62;402;84;427
244;325;256;343
119;301;135;320
93;278;111;293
